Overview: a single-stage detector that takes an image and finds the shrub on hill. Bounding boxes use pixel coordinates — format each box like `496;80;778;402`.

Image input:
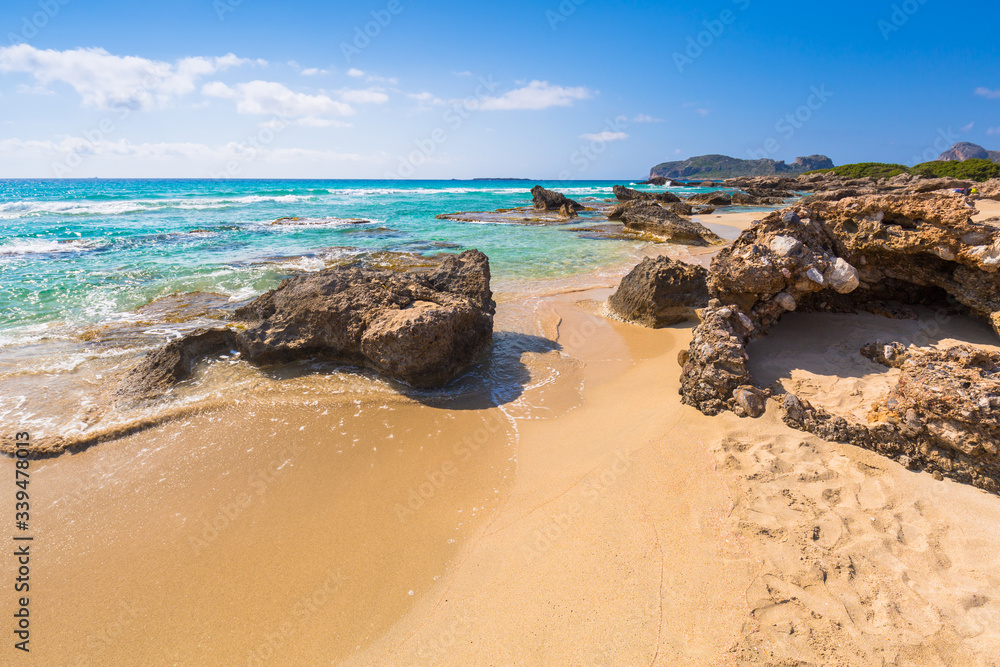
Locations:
806;163;909;180
909;159;1000;182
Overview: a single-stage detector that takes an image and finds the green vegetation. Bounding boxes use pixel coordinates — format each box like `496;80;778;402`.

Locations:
806;163;909;179
807;159;1000;182
909;159;1000;181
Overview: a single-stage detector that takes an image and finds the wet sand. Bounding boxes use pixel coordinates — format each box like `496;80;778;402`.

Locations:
7;207;1000;665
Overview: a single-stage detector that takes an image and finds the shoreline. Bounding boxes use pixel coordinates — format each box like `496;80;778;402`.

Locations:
25;271;1000;665
12;197;1000;664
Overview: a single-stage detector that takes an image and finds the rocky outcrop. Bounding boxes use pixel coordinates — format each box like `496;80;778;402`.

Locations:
117;251;496;398
686;191;733;206
115;328;239;400
608;201;723;246
608;257;709;328
783;343;1000;493
640;177;674;186
531;186;584;212
678;193;1000;490
938;141;999;162
612;185;681;203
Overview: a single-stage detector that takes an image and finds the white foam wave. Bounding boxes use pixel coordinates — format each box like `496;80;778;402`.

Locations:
0;239;99;257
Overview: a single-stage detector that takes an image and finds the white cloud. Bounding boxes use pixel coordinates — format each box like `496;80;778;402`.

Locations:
961;121;975;132
987;127;1000;136
579;131;628;142
203;80;354;117
338;88;389;104
633;113;663;123
15;83;54;96
301;68;329;76
0;45;251;110
347;68;365;78
201;81;235;99
694;108;709;116
452;70;473;77
408;91;445;106
478;80;592;111
975;87;1000;99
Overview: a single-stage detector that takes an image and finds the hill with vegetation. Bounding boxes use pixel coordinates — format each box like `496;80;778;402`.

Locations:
808;159;1000;182
649;154;833;180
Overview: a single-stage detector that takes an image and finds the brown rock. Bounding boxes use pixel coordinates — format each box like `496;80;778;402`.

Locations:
531;185;584;212
608;257;709;328
612;184;681;204
117;251;496;397
614;202;723;246
686;191;733;206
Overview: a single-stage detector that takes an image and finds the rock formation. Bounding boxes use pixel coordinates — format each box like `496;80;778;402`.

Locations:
783;343;1000;493
117;250;496;397
678;192;1000;491
607;201;723;246
685;191;733;206
608;257;709;328
531;186;584;212
612;184;681;204
938;141;1000;163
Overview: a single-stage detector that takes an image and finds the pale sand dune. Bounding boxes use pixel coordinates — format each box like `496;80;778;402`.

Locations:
18;287;1000;665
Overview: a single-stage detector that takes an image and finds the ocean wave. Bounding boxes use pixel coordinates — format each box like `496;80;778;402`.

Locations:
0;194;315;218
0;239;102;257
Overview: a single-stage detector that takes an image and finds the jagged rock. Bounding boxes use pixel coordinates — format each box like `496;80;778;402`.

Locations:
734;385;767;418
783;343;1000;493
641;176;671;186
686;191;733;206
117;251;496;397
974;178;1000;201
607;257;709;328
612;185;681;203
681;193;1000;433
679;301;755;416
531;185;584;212
612;202;723;246
558;202;579;219
115;328;238;400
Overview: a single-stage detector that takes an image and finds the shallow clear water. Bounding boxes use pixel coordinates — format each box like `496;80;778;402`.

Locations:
1;178;721;443
0;178;713;340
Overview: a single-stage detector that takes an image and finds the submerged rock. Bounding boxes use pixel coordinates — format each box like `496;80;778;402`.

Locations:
608;257;709;328
609;201;723;246
117;250;496;398
531;185;584;212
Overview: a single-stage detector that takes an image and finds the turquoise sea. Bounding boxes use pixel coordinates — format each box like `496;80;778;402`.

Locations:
0;179;688;335
2;178;730;440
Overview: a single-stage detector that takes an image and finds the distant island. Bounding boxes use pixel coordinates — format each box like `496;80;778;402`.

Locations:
472;178;532;181
649;154;834;181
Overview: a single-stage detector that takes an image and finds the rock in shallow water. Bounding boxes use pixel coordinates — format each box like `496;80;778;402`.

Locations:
116;250;496;398
531;185;584;212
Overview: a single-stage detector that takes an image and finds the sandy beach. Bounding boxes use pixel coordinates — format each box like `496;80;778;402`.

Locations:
12;207;1000;665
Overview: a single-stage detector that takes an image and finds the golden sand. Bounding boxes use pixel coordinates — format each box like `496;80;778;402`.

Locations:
9;208;1000;665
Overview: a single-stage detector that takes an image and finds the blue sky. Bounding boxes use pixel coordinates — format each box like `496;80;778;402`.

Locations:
0;0;997;178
